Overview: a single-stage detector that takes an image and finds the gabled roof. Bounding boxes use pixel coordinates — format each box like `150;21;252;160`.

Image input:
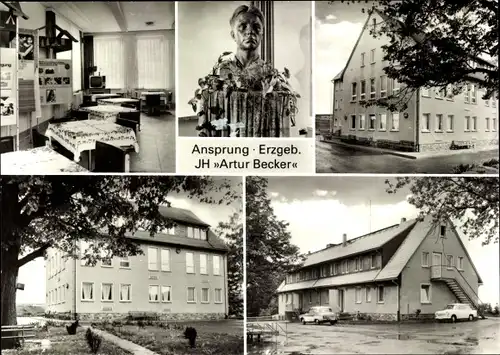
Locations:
301;218;418;268
128;229;228;252
158;206;210;227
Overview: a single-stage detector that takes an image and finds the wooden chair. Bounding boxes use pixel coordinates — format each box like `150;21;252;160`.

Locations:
94;141;127;173
119;111;141;131
0;136;14;153
145;94;161;116
116;117;138;135
32;129;49;148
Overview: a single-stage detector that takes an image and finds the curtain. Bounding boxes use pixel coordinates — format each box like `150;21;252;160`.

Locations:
136;34;168;89
93;36;125;89
149;286;159;301
102;284;112;301
120;284;130;301
82;283;93;300
161;286;171;302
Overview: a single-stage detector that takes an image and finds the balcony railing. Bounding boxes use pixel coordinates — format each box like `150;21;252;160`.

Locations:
430;265;481;307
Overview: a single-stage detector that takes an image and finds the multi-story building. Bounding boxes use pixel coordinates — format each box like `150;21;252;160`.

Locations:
45;206;229;321
331;9;498;152
277;215;483;321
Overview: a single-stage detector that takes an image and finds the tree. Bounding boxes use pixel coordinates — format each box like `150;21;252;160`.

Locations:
334;0;498;111
0;176;238;331
385;177;499;245
246;177;303;317
215;212;243;317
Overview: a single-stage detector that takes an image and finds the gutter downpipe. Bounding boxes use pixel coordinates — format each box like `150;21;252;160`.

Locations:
392;279;400;321
415;88;420;152
74;254;77;320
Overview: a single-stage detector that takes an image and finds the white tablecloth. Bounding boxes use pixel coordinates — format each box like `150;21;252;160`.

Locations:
46;119;139;162
80;105;138;122
97;98;140;106
90;93;120;101
0;146;89;174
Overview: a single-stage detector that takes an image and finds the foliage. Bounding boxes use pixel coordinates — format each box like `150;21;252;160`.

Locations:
215;212;243;317
334;0;498;112
246;177;304;317
385;177;499;245
85;328;102;354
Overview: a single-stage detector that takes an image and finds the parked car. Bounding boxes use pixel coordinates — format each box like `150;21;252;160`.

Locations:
299;306;338;325
435;303;478;322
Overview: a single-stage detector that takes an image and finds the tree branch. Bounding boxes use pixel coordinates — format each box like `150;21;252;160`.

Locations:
17;244;51;268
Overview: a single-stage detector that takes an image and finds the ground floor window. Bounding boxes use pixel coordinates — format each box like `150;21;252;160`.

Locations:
149;285;159;302
82;282;94;301
201;288;210;303
120;284;131;302
101;283;113;301
365;287;371;302
420;284;431;304
214;288;222;303
355;288;362;303
187;287;196;303
161;286;172;302
377;286;384;303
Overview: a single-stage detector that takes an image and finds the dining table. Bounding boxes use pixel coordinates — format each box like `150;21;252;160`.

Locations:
0;146;89;174
79;105;138;122
45;119;139;164
97;98;141;106
90;93;121;101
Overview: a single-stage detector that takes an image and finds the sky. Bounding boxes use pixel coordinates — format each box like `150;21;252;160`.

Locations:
266;176;500;306
16;177;242;305
315;1;371;114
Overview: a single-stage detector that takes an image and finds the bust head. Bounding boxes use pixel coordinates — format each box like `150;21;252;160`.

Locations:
229;5;264;52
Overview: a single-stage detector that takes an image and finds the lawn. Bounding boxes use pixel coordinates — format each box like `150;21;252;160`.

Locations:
5;325;131;355
98;321;244;355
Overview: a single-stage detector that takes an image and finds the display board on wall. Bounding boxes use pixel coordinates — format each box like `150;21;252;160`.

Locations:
39;59;72;106
0;47;17;126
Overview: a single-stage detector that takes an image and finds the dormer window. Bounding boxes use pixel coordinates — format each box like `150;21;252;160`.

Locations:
440;225;446;236
187;226;208;240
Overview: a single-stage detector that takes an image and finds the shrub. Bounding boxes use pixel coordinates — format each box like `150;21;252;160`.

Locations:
85;328;102;354
137;319;145;328
493;306;499;316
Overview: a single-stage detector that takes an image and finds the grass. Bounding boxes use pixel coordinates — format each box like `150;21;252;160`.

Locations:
98;323;244;355
5;325;131;355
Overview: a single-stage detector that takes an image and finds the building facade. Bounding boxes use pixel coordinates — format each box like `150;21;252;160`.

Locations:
45;206;229;321
331;11;498;152
277;215;483;321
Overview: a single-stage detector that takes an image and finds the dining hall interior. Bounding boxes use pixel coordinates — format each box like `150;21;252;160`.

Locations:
0;1;175;173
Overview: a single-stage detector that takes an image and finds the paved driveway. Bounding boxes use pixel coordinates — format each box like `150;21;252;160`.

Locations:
316;140;499;173
248;318;500;354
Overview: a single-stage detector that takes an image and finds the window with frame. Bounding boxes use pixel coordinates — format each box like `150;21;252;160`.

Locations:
472;116;477;131
359;114;365;130
136;35;168;89
187;287;196;303
214;289;223;304
445;85;454;100
421;87;430;97
351;82;357;101
440;225;446;236
370;78;376;99
333;262;339;275
380;75;387;97
161;249;170;271
457;257;464;270
351;115;356;129
493;99;497;108
485;117;490;131
493;117;497;131
377;286;384;302
93;36;125;89
360;80;366;100
149;285;159;302
120;284;131;302
357;257;363;271
354;258;359;271
379;113;387;131
435;87;445;99
119;256;130;268
148;247;158;270
464;85;470;103
420;284;431;303
436;114;443;131
421;252;429;267
370;49;375;63
447;115;454;131
422;113;431;131
391;113;400;131
361;52;365;67
365;287;371;302
186;252;195;274
101;283;113;301
371;255;377;268
392;79;400;94
470;84;477;103
80;241;91;266
213;255;221;275
201;287;209;303
465;116;471;131
200;254;208;274
161;286;172;302
446;255;454;268
101;250;112;267
81;282;94;301
355;288;362;303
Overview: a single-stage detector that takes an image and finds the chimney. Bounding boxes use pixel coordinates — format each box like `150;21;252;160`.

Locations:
401;217;407;223
342;233;347;247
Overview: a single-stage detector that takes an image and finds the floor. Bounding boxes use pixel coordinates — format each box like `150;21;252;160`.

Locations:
248;318;500;354
316;138;500;174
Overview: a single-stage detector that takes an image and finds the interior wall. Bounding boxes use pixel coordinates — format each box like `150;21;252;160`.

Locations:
177;1;312;132
91;30;175;92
